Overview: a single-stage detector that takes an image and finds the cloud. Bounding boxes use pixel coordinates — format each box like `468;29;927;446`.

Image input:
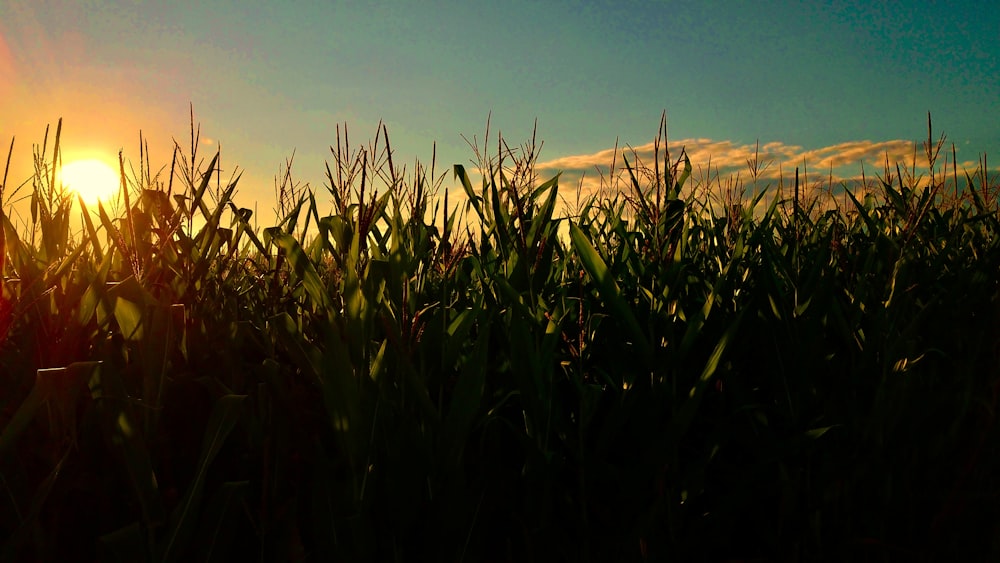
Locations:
538;137;924;179
533;136;984;211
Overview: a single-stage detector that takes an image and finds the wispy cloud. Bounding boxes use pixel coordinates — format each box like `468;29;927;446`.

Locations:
535;137;984;206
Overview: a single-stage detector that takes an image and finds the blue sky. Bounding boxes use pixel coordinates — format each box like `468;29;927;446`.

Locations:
1;1;997;221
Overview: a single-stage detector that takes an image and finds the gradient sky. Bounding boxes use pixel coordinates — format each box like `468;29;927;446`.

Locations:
2;0;998;222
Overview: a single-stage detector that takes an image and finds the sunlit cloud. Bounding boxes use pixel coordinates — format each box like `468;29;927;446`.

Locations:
540;138;922;180
533;136;989;211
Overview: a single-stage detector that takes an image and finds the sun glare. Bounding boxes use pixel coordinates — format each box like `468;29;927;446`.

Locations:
61;159;121;207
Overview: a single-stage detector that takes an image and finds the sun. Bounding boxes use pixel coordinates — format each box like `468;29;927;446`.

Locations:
61;159;121;207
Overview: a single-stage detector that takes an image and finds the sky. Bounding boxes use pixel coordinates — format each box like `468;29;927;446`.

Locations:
1;0;998;224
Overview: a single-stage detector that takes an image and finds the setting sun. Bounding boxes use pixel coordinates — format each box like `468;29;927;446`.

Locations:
61;159;121;207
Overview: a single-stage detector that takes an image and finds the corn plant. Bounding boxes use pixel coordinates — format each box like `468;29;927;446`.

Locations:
1;114;999;562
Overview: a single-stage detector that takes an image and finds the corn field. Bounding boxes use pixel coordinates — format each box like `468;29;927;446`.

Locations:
1;116;999;562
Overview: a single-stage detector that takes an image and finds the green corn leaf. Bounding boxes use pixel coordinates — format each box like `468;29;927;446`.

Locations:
269;312;323;379
320;316;368;479
570;222;651;360
97;522;147;563
454;164;484;222
89;361;167;534
33;362;100;443
489;175;512;252
268;230;333;310
443;306;479;369
0;383;44;459
668;312;743;444
525;173;560;249
844;187;880;239
160;394;246;563
97;201;132;265
107;276;155;341
804;426;838;440
197;481;250;563
623;154;654;222
443;316;491;464
672;151;692;198
48;238;87;281
78;195;104;262
0;445;74;561
228;202;265;254
189;152;219;222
